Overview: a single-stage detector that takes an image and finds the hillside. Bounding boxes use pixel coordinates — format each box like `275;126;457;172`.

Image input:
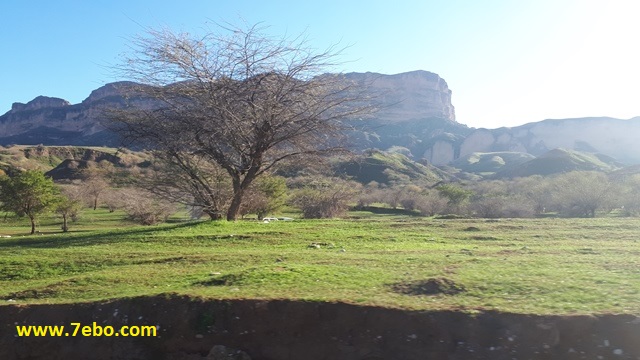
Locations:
496;148;623;178
449;151;535;177
334;149;447;185
0;145;149;179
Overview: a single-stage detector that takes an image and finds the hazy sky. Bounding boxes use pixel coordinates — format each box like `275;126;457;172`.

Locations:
2;0;639;128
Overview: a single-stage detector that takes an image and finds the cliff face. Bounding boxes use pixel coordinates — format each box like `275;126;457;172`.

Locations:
0;82;141;146
0;71;461;149
345;70;456;122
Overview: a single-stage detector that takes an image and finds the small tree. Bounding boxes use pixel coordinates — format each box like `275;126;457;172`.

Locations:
82;176;109;210
618;174;640;216
56;195;82;232
415;191;449;216
0;170;60;234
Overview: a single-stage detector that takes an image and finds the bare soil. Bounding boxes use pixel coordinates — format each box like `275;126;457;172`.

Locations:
1;295;638;359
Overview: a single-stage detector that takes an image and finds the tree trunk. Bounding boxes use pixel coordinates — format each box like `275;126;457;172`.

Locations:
93;197;98;210
226;164;260;221
226;187;245;221
62;214;69;232
29;215;36;235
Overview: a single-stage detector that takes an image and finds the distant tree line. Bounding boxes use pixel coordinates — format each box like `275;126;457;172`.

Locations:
355;171;640;218
1;165;640;234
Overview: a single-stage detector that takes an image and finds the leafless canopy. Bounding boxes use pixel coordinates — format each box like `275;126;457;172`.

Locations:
109;24;369;220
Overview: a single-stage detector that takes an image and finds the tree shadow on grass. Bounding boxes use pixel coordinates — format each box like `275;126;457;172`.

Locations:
0;221;204;249
354;206;423;217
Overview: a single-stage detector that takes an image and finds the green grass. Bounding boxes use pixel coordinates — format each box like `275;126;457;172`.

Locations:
1;209;639;315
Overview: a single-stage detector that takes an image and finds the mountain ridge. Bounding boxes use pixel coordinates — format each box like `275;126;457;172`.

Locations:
2;71;639;165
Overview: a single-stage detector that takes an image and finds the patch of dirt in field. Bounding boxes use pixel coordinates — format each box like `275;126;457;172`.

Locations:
391;277;465;296
4;287;59;300
1;295;639;360
3;279;81;300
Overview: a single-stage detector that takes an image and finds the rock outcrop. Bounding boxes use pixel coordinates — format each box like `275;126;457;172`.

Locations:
0;82;139;146
345;70;456;122
10;96;70;112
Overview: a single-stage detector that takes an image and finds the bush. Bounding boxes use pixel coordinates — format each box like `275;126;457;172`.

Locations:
120;189;176;225
471;196;505;218
289;177;361;218
239;175;288;219
415;191;449;216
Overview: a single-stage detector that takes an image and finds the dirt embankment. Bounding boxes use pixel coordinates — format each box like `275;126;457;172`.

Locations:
1;295;638;360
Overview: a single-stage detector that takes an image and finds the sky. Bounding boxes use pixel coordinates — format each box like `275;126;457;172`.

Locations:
2;0;639;129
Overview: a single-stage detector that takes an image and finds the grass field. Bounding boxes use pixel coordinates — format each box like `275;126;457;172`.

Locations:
1;208;638;315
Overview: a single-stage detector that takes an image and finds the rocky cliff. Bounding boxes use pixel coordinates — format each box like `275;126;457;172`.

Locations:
0;72;459;148
345;70;456;122
2;73;639;166
0;82;141;146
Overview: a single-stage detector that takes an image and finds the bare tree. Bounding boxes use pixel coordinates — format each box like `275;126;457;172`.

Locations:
82;177;109;210
56;185;83;232
109;24;368;220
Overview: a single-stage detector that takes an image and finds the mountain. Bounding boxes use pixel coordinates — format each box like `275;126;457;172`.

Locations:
0;82;141;146
457;117;640;165
2;72;640;167
0;71;466;149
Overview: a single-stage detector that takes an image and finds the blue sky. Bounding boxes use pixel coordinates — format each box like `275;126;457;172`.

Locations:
2;0;639;128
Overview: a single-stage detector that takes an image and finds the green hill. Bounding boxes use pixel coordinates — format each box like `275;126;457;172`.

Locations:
497;148;622;178
450;151;534;177
334;149;447;185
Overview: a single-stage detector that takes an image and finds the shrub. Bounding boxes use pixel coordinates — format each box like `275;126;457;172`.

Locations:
415;191;449;216
289;177;361;218
120;189;176;225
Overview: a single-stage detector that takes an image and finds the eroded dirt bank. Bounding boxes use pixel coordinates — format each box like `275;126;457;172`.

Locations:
1;295;638;360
